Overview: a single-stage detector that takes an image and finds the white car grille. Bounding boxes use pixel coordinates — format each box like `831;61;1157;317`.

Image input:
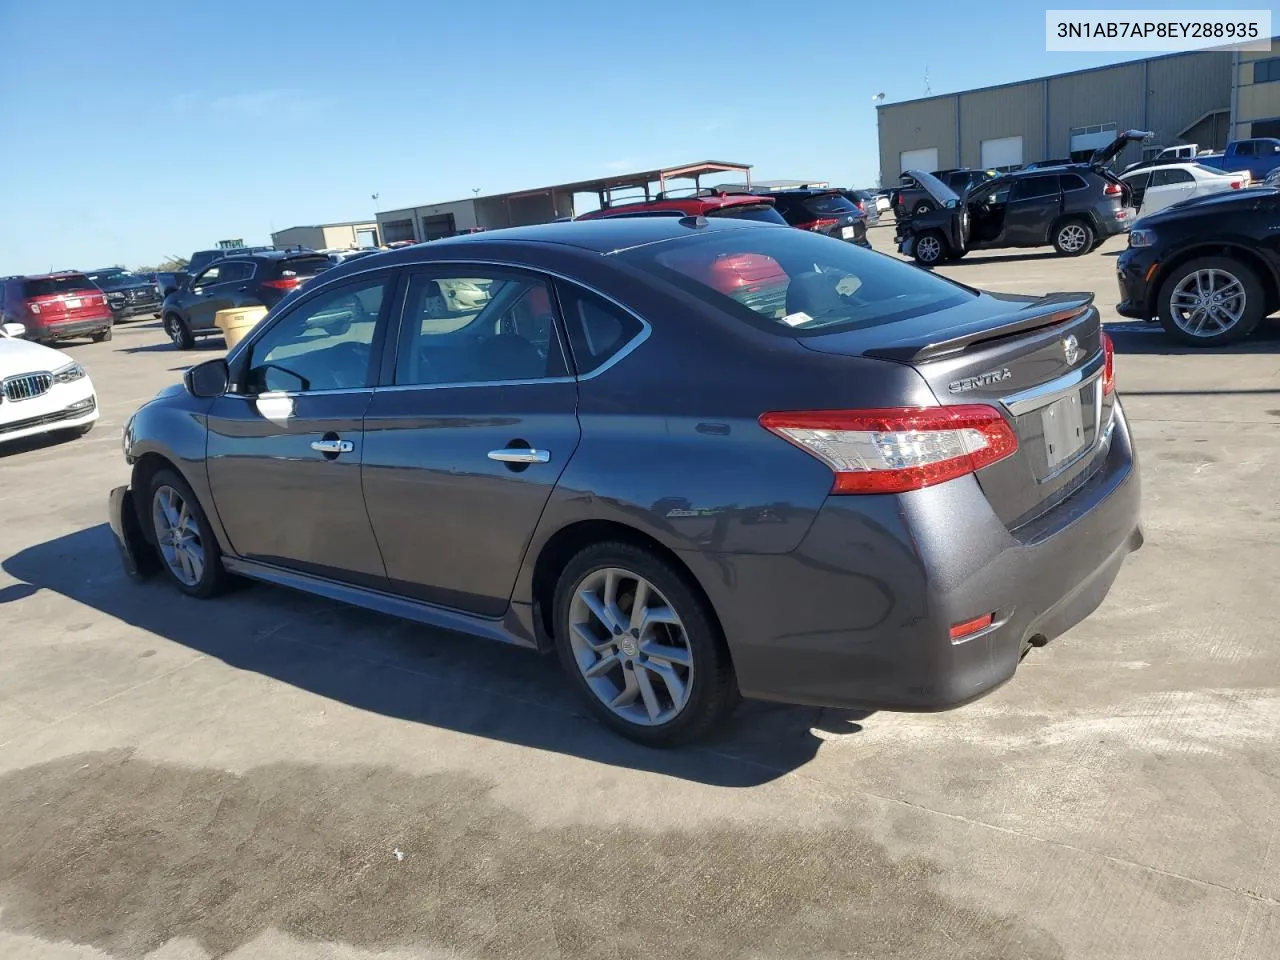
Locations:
2;372;53;402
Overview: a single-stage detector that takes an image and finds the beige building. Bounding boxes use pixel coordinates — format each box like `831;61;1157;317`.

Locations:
1232;47;1280;140
270;221;379;251
877;49;1234;182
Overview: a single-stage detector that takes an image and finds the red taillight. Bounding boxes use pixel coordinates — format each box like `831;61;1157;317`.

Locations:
950;613;994;642
262;277;301;290
793;217;840;232
759;405;1018;495
1231;179;1244;190
1102;331;1115;396
1104;182;1122;196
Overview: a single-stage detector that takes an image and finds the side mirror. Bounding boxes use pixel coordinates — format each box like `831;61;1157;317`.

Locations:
0;322;26;339
184;358;230;398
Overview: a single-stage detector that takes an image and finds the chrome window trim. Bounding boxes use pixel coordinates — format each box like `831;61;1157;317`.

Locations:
1001;348;1105;417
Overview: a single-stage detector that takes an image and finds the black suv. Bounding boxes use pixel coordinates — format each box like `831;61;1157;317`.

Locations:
896;130;1151;266
85;267;161;323
752;188;869;247
160;250;333;349
1116;187;1278;346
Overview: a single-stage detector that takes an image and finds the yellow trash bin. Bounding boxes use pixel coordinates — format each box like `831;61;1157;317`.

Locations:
214;306;268;350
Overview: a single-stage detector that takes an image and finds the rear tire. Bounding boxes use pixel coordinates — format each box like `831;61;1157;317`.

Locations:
552;541;738;746
1157;256;1264;347
1052;218;1094;256
165;313;194;350
92;326;112;343
913;230;947;267
146;468;229;599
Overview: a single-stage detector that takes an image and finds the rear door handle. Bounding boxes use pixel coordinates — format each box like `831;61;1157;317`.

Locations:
311;439;354;454
487;448;550;464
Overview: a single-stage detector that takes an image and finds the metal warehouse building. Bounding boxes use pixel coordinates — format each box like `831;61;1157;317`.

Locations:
877;49;1233;181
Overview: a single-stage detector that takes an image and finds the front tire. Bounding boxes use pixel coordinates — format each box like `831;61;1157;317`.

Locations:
1052;219;1094;256
147;468;228;598
552;542;738;746
165;313;195;350
913;230;947;267
1157;256;1264;347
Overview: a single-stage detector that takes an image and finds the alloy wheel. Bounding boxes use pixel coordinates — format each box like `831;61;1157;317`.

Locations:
1057;224;1088;253
567;567;694;727
1169;269;1247;337
166;316;184;347
151;485;205;587
917;235;942;263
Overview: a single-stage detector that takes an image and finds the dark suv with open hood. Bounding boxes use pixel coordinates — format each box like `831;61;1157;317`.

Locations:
896;131;1150;266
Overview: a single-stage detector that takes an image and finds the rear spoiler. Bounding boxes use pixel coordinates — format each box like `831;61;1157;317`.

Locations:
865;293;1095;363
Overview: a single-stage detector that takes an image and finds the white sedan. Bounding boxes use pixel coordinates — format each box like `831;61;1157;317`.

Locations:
0;322;98;445
1120;163;1247;218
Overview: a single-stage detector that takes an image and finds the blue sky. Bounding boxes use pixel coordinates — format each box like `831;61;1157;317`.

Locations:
0;0;1269;271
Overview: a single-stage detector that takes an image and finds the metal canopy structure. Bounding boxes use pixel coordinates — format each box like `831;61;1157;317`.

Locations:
496;160;754;209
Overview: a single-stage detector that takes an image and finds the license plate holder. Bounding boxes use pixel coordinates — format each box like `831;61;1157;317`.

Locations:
841;225;855;239
1042;393;1086;470
65;297;81;308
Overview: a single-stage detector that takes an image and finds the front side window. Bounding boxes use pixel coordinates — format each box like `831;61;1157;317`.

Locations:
245;277;386;393
620;227;971;335
1122;171;1152;192
395;271;564;386
192;265;222;288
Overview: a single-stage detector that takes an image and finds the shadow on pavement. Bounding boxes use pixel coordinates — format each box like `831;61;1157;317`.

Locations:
3;525;859;786
120;340;224;355
1107;319;1280;355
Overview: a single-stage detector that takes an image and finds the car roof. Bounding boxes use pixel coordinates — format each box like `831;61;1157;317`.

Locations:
584;192;775;218
21;271;88;280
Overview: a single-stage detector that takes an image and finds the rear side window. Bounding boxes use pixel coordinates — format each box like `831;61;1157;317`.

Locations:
1060;173;1089;191
218;261;255;282
1150;167;1195;186
22;275;94;297
276;257;332;280
619;228;970;335
801;194;858;216
557;285;644;375
1011;176;1060;200
704;203;789;225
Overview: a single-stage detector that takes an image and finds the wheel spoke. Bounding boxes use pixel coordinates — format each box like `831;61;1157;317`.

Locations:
628;580;650;631
640;641;691;667
639;605;680;631
584;651;621;678
609;669;640;708
177;546;195;582
581;591;617;634
571;620;613;653
646;660;687;710
186;543;205;582
634;666;662;721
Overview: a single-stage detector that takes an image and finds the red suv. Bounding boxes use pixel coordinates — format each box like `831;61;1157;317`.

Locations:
0;273;114;344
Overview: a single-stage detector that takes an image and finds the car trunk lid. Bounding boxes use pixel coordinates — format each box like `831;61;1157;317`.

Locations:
800;291;1115;529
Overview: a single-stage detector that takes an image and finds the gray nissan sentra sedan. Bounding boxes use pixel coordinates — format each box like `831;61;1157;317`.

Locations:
109;217;1142;745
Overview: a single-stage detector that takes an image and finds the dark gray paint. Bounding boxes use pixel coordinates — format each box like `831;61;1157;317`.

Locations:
113;218;1142;713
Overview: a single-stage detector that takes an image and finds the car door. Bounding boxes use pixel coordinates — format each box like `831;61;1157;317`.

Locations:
204;271;395;587
999;175;1062;245
185;261;246;332
1121;170;1152;214
1142;167;1196;215
360;266;582;617
968;179;1011;243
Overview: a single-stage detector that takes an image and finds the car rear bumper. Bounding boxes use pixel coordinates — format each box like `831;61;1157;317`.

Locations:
1099;209;1137;237
687;401;1142;712
28;316;112;339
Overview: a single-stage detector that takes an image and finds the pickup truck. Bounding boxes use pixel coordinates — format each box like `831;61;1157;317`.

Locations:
1121;143;1198;174
1196;138;1280;180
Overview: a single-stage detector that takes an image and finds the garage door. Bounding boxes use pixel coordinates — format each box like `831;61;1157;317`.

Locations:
981;136;1023;168
899;147;939;174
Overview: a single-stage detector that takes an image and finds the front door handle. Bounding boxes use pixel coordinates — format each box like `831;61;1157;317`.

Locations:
311;439;354;455
487;448;550;464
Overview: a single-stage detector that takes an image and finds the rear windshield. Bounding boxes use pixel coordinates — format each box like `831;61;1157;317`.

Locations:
802;193;858;216
618;228;971;335
704;203;789;225
275;256;332;279
22;275;95;297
